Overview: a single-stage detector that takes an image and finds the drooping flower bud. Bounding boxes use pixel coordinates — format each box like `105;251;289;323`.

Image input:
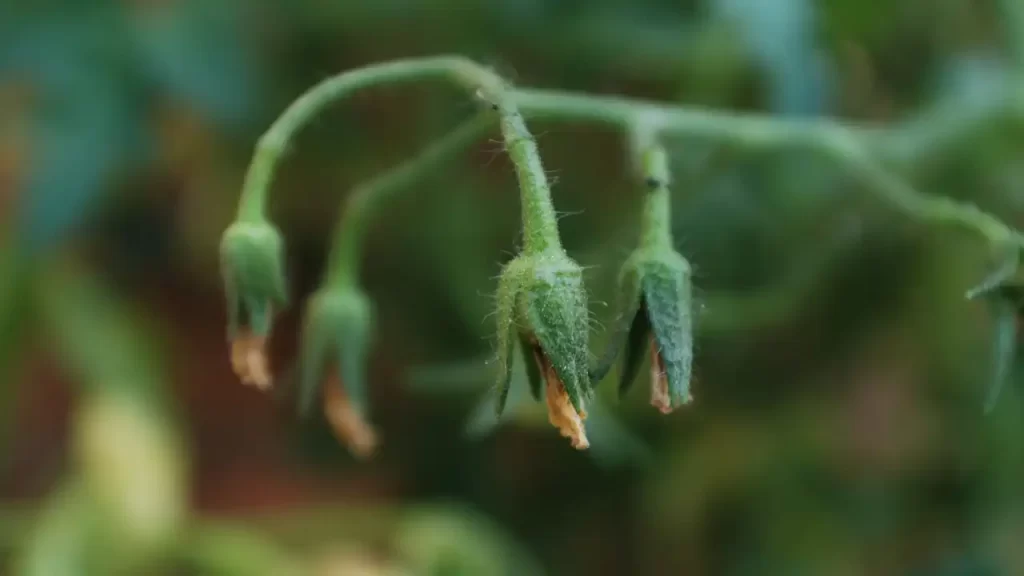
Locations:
591;136;694;413
618;249;694;412
297;285;377;457
220;220;288;389
495;250;592;449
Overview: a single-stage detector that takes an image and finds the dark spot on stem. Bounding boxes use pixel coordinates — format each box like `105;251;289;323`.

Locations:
645;177;661;190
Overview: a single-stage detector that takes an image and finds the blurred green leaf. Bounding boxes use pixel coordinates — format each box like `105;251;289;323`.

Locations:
130;0;263;128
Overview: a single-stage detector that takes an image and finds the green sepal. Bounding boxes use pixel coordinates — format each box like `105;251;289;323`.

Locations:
219;220;288;338
493;257;528;417
641;251;694;408
984;293;1019;413
297;286;374;417
519;333;544;401
620;303;652;397
589;256;643;386
521;251;592;415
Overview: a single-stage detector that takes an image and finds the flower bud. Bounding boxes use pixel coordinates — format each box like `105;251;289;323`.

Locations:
593;246;694;413
220;220;288;389
298;285;377;457
495;250;592;449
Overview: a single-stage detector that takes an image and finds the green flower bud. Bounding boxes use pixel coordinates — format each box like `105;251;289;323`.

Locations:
591;136;694;413
495;249;592;449
220;220;288;390
592;247;694;412
298;285;377;457
220;220;288;336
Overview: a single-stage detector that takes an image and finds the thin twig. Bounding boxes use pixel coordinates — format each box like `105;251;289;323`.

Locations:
327;113;494;286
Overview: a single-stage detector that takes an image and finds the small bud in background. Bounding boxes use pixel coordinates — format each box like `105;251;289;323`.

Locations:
495;251;592;449
298;285;377;457
220;220;288;389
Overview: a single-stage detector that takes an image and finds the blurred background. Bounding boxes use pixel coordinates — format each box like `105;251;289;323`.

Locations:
3;0;1024;574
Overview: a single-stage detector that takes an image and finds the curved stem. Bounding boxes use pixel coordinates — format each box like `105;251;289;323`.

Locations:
237;54;567;265
239;55;1024;294
236;56;496;222
488;96;562;254
327;114;494;287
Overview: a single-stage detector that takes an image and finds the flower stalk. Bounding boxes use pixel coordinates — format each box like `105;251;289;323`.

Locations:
591;128;694;413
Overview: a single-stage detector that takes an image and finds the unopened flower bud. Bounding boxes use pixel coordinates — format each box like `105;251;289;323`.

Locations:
298;286;377;456
593;243;694;413
220;220;288;388
495;250;592;449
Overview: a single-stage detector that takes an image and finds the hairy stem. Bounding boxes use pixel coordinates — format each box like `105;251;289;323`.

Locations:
630;128;673;250
489;98;563;253
236;54;566;264
327;114;494;287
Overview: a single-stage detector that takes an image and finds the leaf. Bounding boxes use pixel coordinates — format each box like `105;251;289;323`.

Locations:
712;0;833;116
129;0;262;128
8;10;142;251
39;263;167;403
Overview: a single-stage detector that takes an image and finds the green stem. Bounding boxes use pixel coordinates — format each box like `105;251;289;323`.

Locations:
327;114;494;287
514;86;1024;168
238;55;1024;294
630;129;673;250
489;98;563;254
236;56;495;223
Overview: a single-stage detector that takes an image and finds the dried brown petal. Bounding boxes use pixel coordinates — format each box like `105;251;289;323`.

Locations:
323;374;378;459
538;350;588;449
230;329;272;391
649;337;674;414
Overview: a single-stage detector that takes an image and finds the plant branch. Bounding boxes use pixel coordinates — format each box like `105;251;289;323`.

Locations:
326;113;494;287
236;56;497;223
237;55;1024;295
